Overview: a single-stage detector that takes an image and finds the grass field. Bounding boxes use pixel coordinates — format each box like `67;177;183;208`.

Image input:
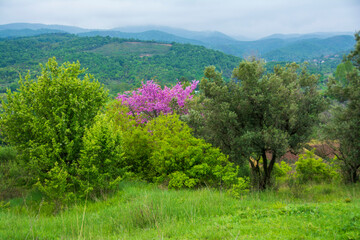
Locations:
1;181;359;239
89;42;172;57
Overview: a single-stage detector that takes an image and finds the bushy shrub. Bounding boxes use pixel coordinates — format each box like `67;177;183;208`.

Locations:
227;177;250;198
0;58;109;200
108;101;153;179
35;162;75;204
145;114;239;189
77;113;125;198
111;102;239;189
295;149;339;183
273;161;292;184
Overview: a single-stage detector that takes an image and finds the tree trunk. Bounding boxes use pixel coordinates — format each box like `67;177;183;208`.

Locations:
249;151;277;190
351;168;359;183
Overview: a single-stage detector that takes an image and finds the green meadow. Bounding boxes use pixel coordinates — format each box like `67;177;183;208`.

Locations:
1;181;359;239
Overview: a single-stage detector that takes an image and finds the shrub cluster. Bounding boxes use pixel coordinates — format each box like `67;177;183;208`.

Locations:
0;58;241;203
110;102;239;189
295;149;339;183
0;58;118;202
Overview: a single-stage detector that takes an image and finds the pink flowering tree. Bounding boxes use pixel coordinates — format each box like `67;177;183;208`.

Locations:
117;80;199;122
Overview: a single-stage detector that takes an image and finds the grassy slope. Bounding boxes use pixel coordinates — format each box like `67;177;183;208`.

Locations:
1;181;359;239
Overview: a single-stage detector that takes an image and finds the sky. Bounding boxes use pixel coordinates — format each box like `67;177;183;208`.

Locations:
0;0;359;38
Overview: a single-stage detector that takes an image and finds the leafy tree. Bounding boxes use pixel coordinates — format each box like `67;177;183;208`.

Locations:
326;32;360;183
334;61;355;90
0;57;108;199
187;60;325;189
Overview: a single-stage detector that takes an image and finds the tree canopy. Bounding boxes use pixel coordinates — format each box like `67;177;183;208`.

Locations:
0;57;109;199
325;31;360;183
187;60;325;189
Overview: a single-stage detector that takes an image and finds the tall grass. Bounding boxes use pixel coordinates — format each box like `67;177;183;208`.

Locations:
1;181;359;239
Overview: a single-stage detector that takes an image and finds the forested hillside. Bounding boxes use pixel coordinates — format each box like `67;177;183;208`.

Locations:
0;33;241;95
0;23;355;63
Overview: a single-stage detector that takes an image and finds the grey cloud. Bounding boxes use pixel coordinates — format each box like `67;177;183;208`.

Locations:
0;0;358;38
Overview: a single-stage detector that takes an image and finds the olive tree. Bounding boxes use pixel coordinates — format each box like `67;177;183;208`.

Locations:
187;60;325;189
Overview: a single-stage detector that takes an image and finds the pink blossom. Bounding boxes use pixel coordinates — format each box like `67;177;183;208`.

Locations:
117;80;198;122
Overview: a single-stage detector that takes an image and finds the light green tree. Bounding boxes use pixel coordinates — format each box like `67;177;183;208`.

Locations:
0;57;108;199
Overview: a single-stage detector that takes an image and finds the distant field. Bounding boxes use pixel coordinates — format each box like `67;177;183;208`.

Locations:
89;42;172;57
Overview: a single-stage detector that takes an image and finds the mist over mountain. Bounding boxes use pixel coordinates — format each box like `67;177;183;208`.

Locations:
261;32;354;41
0;23;90;34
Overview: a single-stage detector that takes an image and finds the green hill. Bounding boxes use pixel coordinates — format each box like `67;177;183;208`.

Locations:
0;33;241;95
88;41;172;57
0;24;354;63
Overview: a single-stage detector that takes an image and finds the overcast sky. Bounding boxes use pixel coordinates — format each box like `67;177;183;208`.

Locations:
0;0;359;38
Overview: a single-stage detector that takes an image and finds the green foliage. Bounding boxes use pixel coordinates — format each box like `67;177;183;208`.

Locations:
0;145;17;162
108;101;153;179
188;60;325;189
0;145;28;200
0;57;108;200
145;114;238;189
295;149;338;183
348;31;360;68
77;112;125;198
168;171;197;189
273;161;292;179
35;162;75;205
325;33;360;183
89;42;171;57
334;61;355;87
227;177;250;198
111;102;239;189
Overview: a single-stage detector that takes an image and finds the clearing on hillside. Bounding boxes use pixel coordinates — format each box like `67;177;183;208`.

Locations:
89;42;172;57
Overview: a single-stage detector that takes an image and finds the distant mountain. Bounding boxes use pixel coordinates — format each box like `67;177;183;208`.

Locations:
112;25;237;43
78;30;204;45
0;28;64;38
0;23;355;63
0;23;89;34
230;34;254;41
263;35;355;61
261;32;354;41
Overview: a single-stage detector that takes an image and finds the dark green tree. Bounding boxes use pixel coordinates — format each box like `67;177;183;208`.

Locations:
326;32;360;183
187;60;325;189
